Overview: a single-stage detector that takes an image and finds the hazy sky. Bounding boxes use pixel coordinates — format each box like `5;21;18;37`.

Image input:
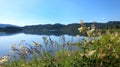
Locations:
0;0;120;26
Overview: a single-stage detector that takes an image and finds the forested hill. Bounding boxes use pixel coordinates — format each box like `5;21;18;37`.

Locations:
23;21;120;30
0;24;22;33
22;21;120;35
0;21;120;35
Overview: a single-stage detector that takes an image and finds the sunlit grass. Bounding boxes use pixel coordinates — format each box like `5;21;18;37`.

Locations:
0;20;120;67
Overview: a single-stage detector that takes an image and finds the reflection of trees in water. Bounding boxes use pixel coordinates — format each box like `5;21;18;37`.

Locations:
0;27;23;33
0;30;79;37
23;30;79;36
24;30;62;36
0;32;20;37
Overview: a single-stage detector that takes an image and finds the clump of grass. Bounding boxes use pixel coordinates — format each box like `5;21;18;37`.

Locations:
0;20;120;67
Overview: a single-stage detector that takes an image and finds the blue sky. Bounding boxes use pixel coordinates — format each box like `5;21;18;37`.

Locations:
0;0;120;26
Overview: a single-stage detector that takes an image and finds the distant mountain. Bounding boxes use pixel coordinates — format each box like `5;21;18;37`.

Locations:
0;24;22;33
0;24;19;28
0;21;120;36
22;21;120;35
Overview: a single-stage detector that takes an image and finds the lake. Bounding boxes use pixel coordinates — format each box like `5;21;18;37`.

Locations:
0;32;86;57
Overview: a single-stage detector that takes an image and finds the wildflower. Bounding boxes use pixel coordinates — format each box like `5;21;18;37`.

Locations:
116;37;120;43
115;53;119;58
10;43;16;49
76;34;80;38
111;33;117;40
68;53;71;57
9;50;14;54
79;53;84;57
107;44;112;49
86;50;96;57
80;20;83;25
114;32;118;37
39;44;43;48
84;38;89;44
78;27;84;33
22;48;28;54
21;63;25;67
98;52;106;60
86;39;90;43
91;24;95;29
87;27;90;30
86;24;96;37
78;20;87;33
19;45;25;49
91;39;95;43
33;41;40;46
87;30;93;37
50;40;54;46
42;36;47;41
61;35;65;41
98;32;102;36
90;28;95;33
0;56;9;64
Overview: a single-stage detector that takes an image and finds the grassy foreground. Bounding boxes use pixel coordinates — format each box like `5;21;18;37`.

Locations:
0;21;120;67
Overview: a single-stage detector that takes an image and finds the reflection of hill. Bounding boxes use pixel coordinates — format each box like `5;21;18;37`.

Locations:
0;27;23;33
24;30;63;36
0;32;20;37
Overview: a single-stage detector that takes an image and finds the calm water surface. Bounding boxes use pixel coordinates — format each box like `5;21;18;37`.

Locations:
0;33;85;57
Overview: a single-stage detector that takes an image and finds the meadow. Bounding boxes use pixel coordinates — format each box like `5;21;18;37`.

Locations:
0;20;120;67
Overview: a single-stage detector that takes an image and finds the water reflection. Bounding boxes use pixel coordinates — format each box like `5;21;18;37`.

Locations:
0;32;85;57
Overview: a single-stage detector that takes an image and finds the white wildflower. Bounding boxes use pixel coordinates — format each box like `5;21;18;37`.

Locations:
10;43;16;49
78;27;84;33
19;45;25;49
0;56;9;64
86;50;96;57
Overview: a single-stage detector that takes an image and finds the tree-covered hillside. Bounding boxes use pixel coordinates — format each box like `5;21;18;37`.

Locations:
22;21;120;35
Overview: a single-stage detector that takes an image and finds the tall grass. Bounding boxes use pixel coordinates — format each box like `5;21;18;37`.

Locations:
0;20;120;67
